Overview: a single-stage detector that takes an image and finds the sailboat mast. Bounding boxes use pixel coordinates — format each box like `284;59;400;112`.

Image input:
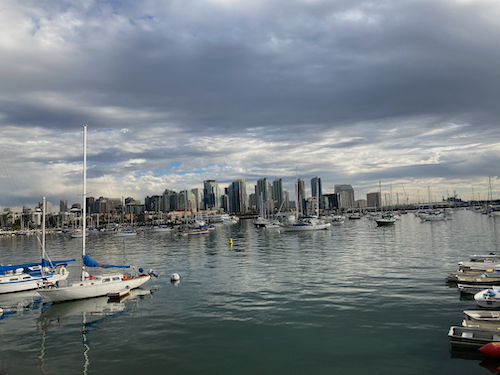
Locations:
82;124;87;280
42;196;46;275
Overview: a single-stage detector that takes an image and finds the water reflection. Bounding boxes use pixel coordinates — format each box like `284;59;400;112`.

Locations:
37;289;152;375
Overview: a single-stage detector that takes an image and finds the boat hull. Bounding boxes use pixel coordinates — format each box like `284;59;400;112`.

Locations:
0;273;68;294
38;275;150;302
282;223;331;232
448;326;500;348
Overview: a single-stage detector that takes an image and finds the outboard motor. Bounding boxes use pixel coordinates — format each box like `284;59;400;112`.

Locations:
148;269;158;278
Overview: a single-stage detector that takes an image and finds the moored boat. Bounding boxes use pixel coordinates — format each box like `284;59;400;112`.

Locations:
0;197;75;294
375;214;396;226
37;125;154;303
448;326;500;349
474;288;500;308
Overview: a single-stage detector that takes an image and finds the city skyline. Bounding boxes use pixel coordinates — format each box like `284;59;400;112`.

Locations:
1;1;499;210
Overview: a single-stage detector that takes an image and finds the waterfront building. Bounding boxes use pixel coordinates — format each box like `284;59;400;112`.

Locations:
367;192;381;208
144;195;162;213
272;178;286;213
162;189;175;212
38;201;52;214
255;178;272;215
323;193;340;211
311;177;323;209
228;179;247;214
355;199;367;208
297;178;306;213
335;185;355;209
203;180;221;210
191;188;203;211
248;193;256;212
86;197;95;214
125;197;141;214
221;194;229;213
60;199;67;213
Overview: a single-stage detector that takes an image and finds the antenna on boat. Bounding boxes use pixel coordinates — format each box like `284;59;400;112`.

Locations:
82;124;87;281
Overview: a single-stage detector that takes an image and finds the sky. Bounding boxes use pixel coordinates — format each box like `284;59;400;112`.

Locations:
0;0;499;211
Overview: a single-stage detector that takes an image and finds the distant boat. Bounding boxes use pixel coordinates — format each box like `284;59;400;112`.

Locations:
282;168;330;232
375;214;396;226
329;215;345;225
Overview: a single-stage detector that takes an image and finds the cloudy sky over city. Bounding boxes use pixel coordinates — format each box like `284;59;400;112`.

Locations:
0;0;499;209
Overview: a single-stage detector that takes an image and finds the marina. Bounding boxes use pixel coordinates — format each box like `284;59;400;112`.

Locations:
1;210;500;374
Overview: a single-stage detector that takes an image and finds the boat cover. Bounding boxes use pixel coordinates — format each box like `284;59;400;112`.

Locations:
0;259;75;274
83;254;131;269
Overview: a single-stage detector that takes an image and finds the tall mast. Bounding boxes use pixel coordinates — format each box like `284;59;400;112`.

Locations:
42;196;46;275
82;124;87;280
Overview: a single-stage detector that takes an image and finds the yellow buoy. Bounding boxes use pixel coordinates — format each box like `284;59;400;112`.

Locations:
229;238;233;247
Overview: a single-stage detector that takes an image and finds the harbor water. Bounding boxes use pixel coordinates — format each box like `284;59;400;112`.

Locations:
1;210;500;374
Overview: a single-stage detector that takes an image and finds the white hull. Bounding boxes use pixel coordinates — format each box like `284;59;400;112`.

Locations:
282;222;331;232
375;219;396;226
0;272;68;294
38;274;150;302
474;288;500;308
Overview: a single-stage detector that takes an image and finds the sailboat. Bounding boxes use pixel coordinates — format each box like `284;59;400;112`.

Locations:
38;125;155;303
0;197;75;294
282;169;331;232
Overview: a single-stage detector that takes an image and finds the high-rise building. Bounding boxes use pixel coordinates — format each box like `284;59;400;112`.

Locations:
144;195;162;212
323;193;340;210
367;192;381;208
60;199;67;213
191;188;203;211
334;185;355;209
311;177;323;209
255;178;272;215
203;180;220;210
228;179;247;214
272;179;285;212
162;189;175;212
297;178;306;213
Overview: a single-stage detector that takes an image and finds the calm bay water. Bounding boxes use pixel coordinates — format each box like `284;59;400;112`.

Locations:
1;210;500;374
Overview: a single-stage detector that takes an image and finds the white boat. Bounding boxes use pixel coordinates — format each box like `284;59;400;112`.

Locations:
254;217;281;228
114;229;139;237
329;215;345;225
0;197;74;294
282;217;331;232
448;325;500;348
464;309;500;323
474;287;500;308
282;169;330;232
420;211;446;221
38;125;154;303
150;225;172;232
375;214;396;226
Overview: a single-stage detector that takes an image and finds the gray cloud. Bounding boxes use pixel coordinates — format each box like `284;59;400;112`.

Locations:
0;0;499;209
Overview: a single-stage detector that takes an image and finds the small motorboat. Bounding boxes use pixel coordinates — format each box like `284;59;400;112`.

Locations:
474;288;500;308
